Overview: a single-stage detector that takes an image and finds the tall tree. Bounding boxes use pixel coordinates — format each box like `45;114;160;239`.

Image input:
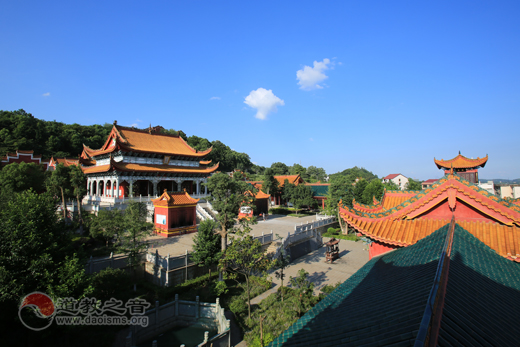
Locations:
120;202;153;289
306;166;327;182
192;219;221;280
46;163;72;220
0;190;92;344
0;162;45;193
89;209;124;247
290;184;315;213
270;162;289;176
274;248;291;302
353;179;368;204
362;179;386;205
205;172;254;252
69;164;87;228
219;227;272;320
261;169;279;209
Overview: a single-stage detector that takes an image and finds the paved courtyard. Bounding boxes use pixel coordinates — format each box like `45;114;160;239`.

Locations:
251;237;369;304
147;214;320;256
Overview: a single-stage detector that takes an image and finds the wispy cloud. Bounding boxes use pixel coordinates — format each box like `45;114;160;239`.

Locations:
244;88;285;120
209;96;221;100
135;119;143;123
129;123;138;127
296;58;332;91
42;92;50;97
309;138;314;141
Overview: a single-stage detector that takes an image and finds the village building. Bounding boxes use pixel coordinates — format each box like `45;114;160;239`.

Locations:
382;173;408;190
0;149;50;170
421;178;437;189
80;122;218;205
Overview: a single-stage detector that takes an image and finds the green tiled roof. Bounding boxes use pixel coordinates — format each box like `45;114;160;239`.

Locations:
269;223;520;346
308;185;328;197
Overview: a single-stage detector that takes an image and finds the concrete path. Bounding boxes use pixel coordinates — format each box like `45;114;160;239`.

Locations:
251;237;369;305
148;214;319;257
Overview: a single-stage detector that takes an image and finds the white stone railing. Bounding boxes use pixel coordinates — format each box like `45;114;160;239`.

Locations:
129;295;230;347
295;216;336;233
196;204;213;221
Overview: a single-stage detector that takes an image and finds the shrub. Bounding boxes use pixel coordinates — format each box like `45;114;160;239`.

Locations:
230;297;248;316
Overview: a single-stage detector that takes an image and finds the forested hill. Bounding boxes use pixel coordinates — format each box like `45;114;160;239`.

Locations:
0;109;253;172
328;166;378;183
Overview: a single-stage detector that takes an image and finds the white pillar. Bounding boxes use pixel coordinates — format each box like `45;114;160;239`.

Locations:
115;180;119;199
204;180;208;195
196;180;200;195
111;180;115;197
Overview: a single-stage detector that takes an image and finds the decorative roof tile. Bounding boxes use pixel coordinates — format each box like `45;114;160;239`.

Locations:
152;190;199;206
269;224;520;346
434;153;488;170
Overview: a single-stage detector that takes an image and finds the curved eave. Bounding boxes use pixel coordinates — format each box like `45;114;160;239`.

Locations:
111;161;220;174
116;141;212;158
434;154;488;170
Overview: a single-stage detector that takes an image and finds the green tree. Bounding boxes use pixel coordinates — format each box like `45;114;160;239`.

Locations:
192;219;221;280
120;202;153;289
328;166;378;183
270;162;289;175
0;162;45;193
405;178;422;190
383;180;400;191
362;179;385;205
219;227;272;319
261;169;279;210
0;190;92;342
353;179;368;204
274;248;290;302
89;209;124;247
205;172;255;252
290;184;315;213
69;164;87;228
281;179;295;204
306;166;326;182
289;269;315;317
46;163;72;220
289;163;307;179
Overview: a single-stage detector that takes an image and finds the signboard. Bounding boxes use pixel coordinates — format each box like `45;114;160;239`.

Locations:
156;214;166;225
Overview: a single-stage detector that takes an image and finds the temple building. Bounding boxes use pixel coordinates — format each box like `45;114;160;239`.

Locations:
339;157;520;260
0;149;50;170
80;123;218;204
152;190;199;237
434;151;487;183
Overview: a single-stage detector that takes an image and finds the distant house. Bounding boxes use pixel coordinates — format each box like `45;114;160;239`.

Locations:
500;185;520;199
382;173;408;190
48;157;80;170
305;182;330;209
478;181;495;195
421;178;438;190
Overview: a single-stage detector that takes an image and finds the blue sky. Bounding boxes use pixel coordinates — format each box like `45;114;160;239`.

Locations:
2;1;519;180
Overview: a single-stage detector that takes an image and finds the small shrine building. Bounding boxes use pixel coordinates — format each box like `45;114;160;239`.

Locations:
434;151;488;183
80;123;218;203
152;190;199;237
339;154;520;260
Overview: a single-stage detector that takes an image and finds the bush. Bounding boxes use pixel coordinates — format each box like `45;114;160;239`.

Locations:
327;227;340;235
230;297;248;316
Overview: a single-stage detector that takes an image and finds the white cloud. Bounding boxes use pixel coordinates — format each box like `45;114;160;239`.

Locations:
244;88;285;120
136;119;143;123
42;92;50;97
209;96;221;100
129;123;138;127
296;58;331;91
309;138;314;141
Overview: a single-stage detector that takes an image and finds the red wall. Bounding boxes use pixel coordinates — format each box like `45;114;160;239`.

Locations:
369;241;399;259
419;199;496;223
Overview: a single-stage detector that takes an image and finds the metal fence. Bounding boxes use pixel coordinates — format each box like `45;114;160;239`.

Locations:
85;253;141;274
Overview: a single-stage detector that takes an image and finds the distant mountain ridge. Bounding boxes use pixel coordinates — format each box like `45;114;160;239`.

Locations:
480;178;520;185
